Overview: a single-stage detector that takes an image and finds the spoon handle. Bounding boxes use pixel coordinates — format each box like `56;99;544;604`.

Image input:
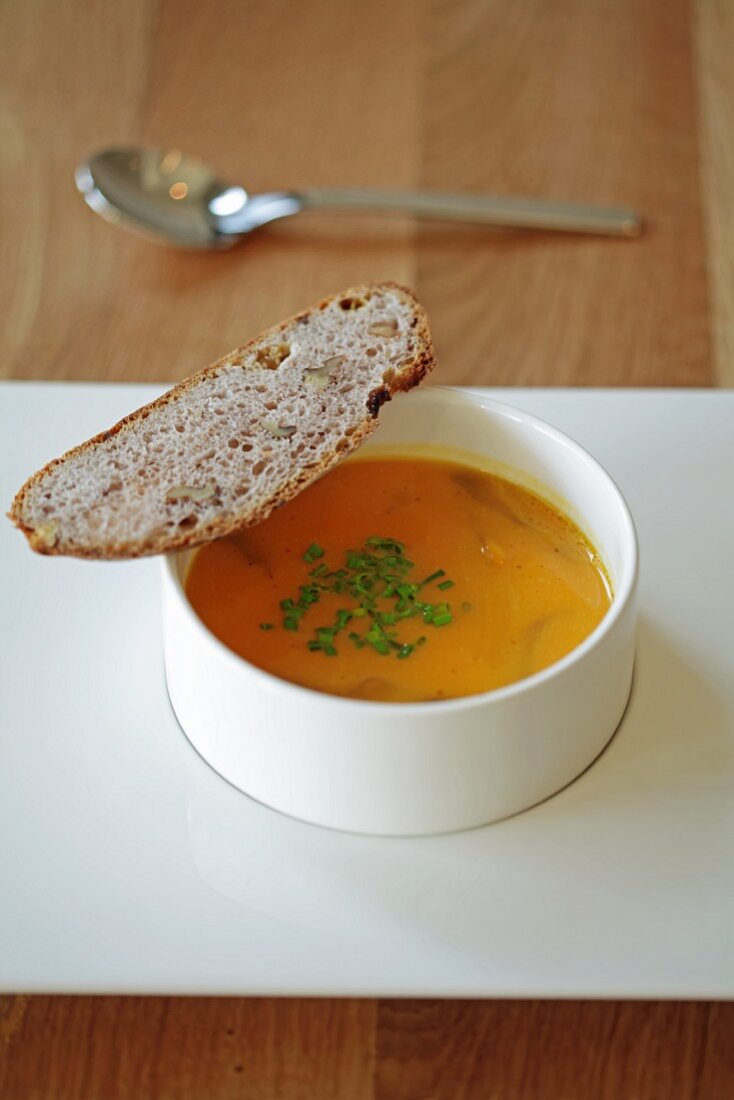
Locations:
298;187;642;237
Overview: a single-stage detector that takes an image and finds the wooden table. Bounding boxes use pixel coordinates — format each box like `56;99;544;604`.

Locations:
2;1;733;1096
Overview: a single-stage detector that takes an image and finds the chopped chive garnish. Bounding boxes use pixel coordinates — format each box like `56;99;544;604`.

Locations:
365;536;405;553
420;568;445;587
303;542;325;563
266;538;458;659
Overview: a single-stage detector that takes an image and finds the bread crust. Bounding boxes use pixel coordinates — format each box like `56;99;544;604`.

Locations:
9;282;435;559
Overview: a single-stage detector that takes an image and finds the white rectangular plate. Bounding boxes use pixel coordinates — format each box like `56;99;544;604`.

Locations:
1;382;733;998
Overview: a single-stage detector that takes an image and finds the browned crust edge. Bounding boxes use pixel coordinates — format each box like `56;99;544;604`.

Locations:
8;282;435;559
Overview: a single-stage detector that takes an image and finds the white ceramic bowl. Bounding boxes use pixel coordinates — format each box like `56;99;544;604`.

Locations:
162;387;638;836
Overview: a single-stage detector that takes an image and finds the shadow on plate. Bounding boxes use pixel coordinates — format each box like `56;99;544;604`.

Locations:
183;614;731;970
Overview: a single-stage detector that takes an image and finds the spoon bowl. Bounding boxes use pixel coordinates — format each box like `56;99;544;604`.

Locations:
75;147;297;248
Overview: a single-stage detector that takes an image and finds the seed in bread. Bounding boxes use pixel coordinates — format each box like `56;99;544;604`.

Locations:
9;282;435;560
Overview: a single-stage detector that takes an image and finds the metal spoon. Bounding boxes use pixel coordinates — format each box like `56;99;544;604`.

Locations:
75;146;642;249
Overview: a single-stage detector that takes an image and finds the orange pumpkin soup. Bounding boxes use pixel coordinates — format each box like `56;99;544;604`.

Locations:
185;456;611;703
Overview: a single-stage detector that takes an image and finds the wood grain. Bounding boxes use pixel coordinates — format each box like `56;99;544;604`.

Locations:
0;996;376;1099
374;1000;734;1100
0;0;422;384
2;997;734;1099
696;0;734;387
1;0;733;1097
0;0;718;387
418;0;711;387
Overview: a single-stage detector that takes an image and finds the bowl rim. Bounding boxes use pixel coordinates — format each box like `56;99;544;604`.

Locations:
162;386;639;716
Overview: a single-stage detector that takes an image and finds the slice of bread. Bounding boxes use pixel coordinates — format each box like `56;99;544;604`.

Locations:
9;282;435;559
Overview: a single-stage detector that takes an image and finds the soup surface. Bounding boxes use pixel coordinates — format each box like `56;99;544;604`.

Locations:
185;456;611;703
